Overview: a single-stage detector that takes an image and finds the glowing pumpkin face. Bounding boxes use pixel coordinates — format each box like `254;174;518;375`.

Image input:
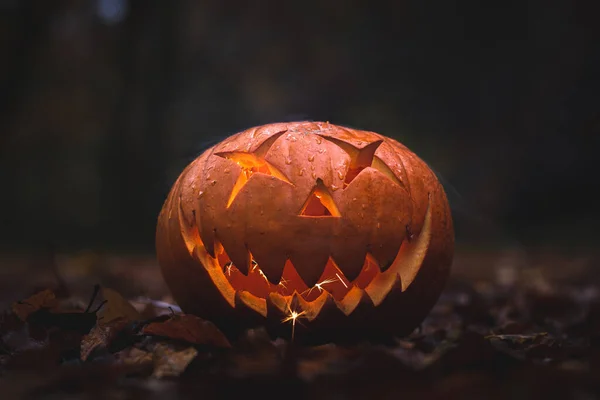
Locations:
156;121;454;343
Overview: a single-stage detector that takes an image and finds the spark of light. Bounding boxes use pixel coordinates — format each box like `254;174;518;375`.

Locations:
258;268;270;283
336;272;348;288
301;276;339;297
278;277;289;291
224;262;233;276
281;307;306;342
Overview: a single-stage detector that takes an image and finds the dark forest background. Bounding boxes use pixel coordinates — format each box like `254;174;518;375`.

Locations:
0;0;598;256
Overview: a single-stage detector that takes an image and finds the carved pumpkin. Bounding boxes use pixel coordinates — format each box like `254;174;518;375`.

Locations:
156;121;454;343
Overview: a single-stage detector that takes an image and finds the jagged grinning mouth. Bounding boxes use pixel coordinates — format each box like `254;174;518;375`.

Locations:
177;194;433;320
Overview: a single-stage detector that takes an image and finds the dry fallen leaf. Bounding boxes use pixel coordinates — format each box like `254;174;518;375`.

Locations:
97;287;142;325
80;317;130;361
119;346;154;367
152;343;198;379
11;290;58;321
141;314;231;348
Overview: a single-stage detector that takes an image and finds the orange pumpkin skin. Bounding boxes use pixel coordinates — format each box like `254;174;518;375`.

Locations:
156;121;454;344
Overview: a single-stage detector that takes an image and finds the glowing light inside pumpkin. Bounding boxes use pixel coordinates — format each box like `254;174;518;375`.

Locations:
301;276;340;297
299;179;340;217
316;136;403;189
177;175;434;319
218;152;292;208
214;244;381;302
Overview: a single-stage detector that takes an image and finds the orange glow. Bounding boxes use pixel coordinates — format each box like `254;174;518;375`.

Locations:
158;121;452;340
218;152;291;208
214;240;380;302
299;181;341;217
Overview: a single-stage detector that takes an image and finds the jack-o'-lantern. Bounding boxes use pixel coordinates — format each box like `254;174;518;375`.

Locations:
156;121;454;344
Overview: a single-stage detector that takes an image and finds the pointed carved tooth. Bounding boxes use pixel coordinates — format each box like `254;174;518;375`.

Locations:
335;285;367;316
267;292;290;314
395;198;433;291
197;218;216;258
218;238;250;275
365;272;402;307
363;196;433;302
235;291;267;317
248;248;287;284
289;251;330;288
369;240;402;273
195;189;217;258
330;247;366;282
177;198;201;256
295;291;329;321
289;291;302;313
194;246;236;308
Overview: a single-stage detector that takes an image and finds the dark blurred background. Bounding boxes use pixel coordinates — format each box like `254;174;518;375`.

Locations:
0;0;598;256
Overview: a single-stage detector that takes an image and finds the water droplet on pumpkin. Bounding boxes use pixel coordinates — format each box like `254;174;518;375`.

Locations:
357;141;363;146
223;168;230;173
211;180;217;186
311;172;317;179
337;171;344;180
310;164;315;171
362;204;367;209
198;190;204;198
308;155;315;162
298;168;305;176
285;157;292;165
331;184;339;191
318;148;325;153
377;222;381;229
353;197;357;201
206;175;211;180
316;137;322;144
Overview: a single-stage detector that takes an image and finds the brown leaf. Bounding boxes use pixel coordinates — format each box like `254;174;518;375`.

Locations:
141;314;231;348
97;287;142;325
80;317;130;361
11;289;58;321
118;346;154;368
152;343;198;379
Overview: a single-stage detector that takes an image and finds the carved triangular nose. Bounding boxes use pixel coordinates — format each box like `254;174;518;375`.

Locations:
299;178;340;217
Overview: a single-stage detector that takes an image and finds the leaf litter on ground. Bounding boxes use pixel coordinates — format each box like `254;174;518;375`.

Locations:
1;260;600;399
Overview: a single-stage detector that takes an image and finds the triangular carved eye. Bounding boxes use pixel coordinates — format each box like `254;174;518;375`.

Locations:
299;179;340;217
318;135;404;189
216;131;292;208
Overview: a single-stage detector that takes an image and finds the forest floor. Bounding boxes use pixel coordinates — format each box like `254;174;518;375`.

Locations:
0;246;599;400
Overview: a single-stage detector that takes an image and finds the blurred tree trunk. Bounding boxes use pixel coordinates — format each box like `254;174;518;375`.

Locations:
0;1;57;252
101;0;181;250
0;0;56;150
